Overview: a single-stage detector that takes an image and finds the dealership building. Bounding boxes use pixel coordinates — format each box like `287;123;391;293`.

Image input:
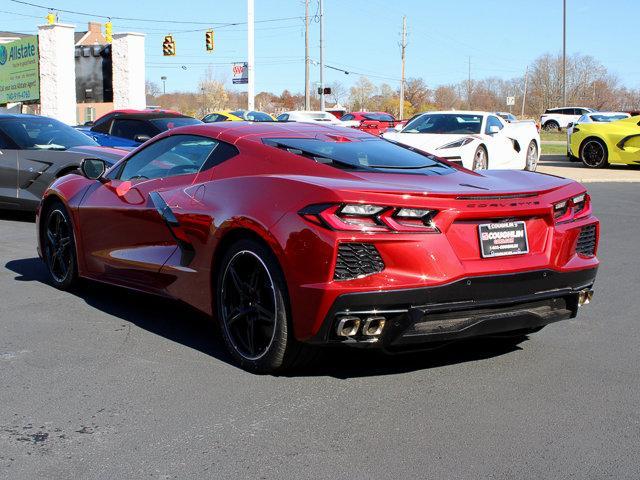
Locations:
0;21;145;125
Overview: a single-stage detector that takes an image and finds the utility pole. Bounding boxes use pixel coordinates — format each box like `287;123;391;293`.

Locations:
562;0;566;106
161;76;167;94
319;0;325;111
399;16;407;120
467;56;472;109
304;0;310;110
247;0;255;110
521;66;528;117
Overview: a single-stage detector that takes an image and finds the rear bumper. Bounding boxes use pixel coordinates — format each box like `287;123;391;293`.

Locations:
309;268;597;349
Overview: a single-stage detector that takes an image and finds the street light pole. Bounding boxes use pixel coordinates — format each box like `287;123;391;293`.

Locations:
562;0;566;106
161;76;167;95
304;0;310;110
247;0;255;110
319;0;325;111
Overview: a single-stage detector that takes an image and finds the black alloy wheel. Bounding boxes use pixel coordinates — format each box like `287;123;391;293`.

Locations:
220;249;278;361
216;238;315;373
580;139;608;169
543;120;560;131
43;205;77;289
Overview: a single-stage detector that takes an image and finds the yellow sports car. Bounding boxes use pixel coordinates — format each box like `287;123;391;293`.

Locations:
569;115;640;168
202;110;275;123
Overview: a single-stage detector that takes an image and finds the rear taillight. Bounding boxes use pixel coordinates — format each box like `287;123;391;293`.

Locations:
553;193;590;222
299;203;439;233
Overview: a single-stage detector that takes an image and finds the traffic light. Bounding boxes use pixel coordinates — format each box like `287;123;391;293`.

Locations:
163;35;176;56
205;30;215;52
317;87;332;95
46;11;56;24
105;21;113;43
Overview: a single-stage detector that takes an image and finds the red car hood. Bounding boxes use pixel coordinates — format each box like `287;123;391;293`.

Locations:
278;169;574;197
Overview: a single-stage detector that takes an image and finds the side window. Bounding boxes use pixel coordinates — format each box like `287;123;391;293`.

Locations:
578;108;590;115
277;114;289;121
111;119;158;140
117;135;237;181
341;114;354;121
91;115;113;134
0;130;13;149
485;115;503;134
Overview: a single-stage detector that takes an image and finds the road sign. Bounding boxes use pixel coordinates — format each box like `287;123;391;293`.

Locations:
232;62;248;84
506;96;515;106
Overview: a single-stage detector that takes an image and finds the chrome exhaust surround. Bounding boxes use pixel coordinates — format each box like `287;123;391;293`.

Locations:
578;289;594;307
336;316;361;337
362;317;386;336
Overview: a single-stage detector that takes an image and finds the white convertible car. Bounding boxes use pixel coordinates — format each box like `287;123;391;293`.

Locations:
383;111;540;171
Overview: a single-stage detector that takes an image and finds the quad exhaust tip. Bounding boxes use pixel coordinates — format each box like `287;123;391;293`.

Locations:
578;289;594;307
336;315;387;337
362;317;386;336
336;316;361;337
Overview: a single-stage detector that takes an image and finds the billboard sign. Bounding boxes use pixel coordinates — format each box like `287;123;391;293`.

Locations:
0;35;40;104
232;62;248;84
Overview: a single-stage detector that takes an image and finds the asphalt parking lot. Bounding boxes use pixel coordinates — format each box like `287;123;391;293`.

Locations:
1;182;639;479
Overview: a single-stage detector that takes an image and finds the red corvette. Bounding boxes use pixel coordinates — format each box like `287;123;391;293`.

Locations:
36;122;599;373
341;111;401;136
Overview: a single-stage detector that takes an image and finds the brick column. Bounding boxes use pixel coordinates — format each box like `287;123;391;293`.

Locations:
37;23;77;124
112;32;146;110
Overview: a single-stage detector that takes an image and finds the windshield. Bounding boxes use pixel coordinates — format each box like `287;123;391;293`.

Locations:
234;110;274;122
402;113;483;134
263;137;453;175
149;117;202;131
0;117;98;150
363;113;395;122
591;114;629;122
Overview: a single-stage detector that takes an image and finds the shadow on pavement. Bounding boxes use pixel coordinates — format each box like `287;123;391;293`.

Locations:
5;257;526;379
0;210;36;223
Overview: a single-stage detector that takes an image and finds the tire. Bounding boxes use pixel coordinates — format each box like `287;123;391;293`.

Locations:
543;120;559;131
41;201;78;290
525;140;538;171
215;238;312;374
472;145;488;170
580;138;609;169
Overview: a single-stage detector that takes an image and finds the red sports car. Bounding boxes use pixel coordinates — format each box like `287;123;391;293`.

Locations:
36;122;599;373
340;111;401;136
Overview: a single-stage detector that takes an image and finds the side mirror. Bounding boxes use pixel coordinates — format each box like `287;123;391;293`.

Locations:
80;158;107;180
134;134;151;143
84;121;95;127
488;125;500;135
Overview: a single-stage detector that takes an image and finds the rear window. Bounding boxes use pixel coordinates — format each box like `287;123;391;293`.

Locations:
262;137;453;175
363;113;395;122
149;117;202;130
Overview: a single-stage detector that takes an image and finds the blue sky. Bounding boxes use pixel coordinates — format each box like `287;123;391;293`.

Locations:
2;0;638;94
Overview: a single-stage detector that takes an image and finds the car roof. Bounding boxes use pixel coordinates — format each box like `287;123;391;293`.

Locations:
157;121;372;143
0;113;56;120
94;109;186;123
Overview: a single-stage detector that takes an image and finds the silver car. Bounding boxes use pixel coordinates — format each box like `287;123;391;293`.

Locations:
0;114;126;212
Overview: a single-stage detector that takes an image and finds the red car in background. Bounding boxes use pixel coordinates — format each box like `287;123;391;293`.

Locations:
340;111;402;136
37;122;599;373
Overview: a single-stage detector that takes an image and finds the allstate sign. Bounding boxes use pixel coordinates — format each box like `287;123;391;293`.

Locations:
0;36;40;104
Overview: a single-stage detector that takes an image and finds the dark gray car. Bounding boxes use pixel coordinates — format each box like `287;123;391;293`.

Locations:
0;114;127;212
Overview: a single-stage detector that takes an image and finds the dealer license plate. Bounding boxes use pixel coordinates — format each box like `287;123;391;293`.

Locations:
478;221;529;258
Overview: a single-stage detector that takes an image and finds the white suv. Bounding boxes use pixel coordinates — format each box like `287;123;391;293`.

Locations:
540;107;595;131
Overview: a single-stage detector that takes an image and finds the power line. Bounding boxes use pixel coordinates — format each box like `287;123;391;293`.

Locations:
8;0;303;26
